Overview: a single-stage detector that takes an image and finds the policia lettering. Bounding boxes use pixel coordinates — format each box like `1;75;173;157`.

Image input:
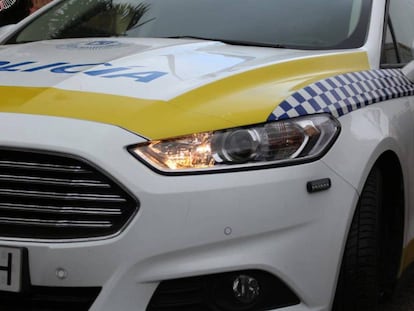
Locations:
0;61;168;83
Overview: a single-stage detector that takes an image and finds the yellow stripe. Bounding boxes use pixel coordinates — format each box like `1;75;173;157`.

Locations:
1;87;236;139
0;52;369;139
401;239;414;274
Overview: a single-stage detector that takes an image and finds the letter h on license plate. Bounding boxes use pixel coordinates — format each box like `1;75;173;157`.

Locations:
0;247;24;293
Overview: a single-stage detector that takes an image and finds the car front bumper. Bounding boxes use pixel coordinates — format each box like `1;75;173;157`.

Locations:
0;113;359;311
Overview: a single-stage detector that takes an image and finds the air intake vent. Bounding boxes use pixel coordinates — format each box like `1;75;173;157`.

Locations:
147;270;300;311
0;149;138;240
0;286;101;310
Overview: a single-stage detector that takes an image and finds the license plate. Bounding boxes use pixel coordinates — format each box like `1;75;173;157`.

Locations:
0;247;23;292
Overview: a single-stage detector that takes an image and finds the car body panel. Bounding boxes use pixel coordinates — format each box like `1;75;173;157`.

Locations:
2;0;414;310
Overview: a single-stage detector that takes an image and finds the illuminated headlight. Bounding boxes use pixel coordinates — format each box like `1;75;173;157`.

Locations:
129;114;340;174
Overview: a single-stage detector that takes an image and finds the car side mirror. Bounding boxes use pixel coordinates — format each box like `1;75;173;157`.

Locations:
402;60;414;83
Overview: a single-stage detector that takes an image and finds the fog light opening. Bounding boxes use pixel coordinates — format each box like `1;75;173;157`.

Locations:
232;275;261;304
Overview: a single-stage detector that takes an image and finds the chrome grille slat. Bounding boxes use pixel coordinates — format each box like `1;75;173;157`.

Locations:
0;149;138;240
0;160;88;173
0;203;122;215
0;189;126;202
0;174;111;188
0;217;112;228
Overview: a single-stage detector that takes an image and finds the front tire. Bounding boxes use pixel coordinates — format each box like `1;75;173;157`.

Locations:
332;167;382;311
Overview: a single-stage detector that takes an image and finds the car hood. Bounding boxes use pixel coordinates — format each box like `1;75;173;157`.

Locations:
0;38;369;139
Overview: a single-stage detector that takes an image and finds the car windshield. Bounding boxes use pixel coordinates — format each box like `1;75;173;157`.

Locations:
6;0;372;49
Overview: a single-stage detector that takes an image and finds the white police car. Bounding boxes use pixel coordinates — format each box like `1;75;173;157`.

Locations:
0;0;413;310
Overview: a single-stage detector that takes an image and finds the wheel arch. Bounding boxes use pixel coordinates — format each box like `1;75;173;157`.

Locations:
374;151;405;296
332;150;405;309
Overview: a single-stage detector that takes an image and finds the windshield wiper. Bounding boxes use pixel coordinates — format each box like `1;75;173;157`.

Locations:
164;36;288;49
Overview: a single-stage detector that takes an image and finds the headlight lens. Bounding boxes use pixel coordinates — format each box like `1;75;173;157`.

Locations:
129;114;340;173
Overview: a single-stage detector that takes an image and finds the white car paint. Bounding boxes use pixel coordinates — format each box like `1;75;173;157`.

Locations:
0;0;413;311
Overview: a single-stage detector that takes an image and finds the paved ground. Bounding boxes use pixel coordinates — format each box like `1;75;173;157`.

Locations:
380;268;414;311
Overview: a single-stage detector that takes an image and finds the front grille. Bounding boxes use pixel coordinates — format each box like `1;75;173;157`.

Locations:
0;286;101;311
0;149;138;240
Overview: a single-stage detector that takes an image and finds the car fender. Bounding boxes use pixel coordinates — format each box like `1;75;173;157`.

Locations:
322;97;413;199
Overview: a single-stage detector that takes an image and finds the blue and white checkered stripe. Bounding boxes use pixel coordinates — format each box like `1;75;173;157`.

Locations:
268;69;414;121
